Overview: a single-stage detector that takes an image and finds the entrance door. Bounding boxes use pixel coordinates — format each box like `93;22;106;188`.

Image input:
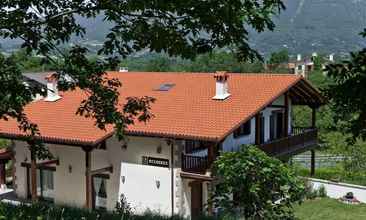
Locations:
191;181;203;219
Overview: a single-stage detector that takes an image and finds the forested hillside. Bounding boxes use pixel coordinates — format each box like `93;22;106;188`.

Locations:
251;0;366;55
1;0;365;55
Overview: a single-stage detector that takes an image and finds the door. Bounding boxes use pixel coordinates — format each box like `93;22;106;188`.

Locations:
191;181;203;219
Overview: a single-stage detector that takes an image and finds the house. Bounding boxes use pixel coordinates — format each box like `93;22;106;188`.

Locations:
0;71;325;218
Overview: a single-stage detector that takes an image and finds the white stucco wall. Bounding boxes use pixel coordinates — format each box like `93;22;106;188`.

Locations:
12;136;184;214
308;178;366;203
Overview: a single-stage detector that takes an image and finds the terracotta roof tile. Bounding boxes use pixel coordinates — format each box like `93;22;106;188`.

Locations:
0;72;306;145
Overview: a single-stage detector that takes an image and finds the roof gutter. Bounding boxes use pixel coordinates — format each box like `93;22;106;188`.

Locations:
0;132;105;148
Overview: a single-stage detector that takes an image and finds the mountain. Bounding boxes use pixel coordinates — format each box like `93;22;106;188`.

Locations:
1;0;365;55
251;0;366;55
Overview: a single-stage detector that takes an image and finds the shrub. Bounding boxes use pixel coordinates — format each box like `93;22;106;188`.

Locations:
318;185;327;198
212;146;305;219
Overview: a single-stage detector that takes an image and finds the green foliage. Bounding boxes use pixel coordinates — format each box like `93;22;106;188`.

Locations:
0;202;217;220
303;182;327;199
212;145;304;219
120;51;264;73
294;198;366;220
269;49;289;64
9;49;60;72
294;164;366;186
318;185;327;198
325;39;366;139
343;138;366;173
115;194;133;219
0;139;9;148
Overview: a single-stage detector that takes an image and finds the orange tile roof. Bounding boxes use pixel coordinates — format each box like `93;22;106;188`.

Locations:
0;72;312;146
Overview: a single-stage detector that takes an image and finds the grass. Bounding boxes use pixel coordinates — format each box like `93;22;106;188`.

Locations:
295;198;366;220
294;164;366;186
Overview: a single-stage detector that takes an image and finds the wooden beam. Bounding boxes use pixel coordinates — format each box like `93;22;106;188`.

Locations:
283;92;289;137
21;162;56;171
180;172;213;182
0;163;5;186
30;148;37;202
207;145;215;168
311;108;317;128
268;104;286;109
37;159;59;166
90;165;113;176
255;114;261;145
310;150;315;176
295;82;318;104
83;146;92;210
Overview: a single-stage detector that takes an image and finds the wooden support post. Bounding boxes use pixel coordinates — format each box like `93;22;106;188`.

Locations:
311;107;317;129
83;146;92;210
283;92;289;137
30;148;37;202
310;150;315;176
0;162;6;186
207;145;214;168
255;114;261;145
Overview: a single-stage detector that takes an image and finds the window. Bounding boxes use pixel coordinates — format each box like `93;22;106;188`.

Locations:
185;140;210;154
233;121;251;138
155;83;175;91
93;176;108;210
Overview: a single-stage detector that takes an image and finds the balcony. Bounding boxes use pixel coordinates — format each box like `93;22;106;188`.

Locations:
258;127;318;157
181;153;209;174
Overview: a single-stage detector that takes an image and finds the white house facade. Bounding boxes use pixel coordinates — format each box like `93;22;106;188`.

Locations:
0;71;325;218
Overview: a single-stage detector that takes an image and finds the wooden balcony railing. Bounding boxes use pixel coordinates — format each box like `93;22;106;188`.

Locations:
181;153;208;174
259;127;318;157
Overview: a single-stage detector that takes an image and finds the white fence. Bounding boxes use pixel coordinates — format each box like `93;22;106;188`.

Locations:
306;177;366;203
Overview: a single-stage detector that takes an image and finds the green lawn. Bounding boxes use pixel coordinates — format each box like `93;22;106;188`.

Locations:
295;198;366;220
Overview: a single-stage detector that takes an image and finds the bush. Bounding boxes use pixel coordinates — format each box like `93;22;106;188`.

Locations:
0;202;218;220
318;185;327;198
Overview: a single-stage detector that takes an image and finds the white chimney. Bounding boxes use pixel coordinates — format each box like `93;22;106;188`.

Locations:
212;71;230;100
297;54;302;61
329;54;334;62
119;67;128;72
44;74;61;102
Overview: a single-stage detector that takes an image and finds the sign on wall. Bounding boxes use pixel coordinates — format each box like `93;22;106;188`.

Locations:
142;156;170;168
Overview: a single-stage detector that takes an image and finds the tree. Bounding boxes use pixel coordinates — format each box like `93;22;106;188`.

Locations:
269;49;289;64
325;29;366;139
211;146;304;219
0;0;284;201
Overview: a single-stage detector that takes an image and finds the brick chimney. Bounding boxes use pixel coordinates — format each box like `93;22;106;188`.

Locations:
212;71;230;100
44;73;61;102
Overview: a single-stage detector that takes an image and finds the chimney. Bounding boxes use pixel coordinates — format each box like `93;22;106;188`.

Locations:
329;54;334;62
44;74;61;102
297;54;302;62
119;67;128;72
212;71;230;100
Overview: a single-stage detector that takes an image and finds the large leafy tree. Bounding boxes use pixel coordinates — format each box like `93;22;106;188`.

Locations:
211;146;304;219
325;29;366;139
0;0;284;140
